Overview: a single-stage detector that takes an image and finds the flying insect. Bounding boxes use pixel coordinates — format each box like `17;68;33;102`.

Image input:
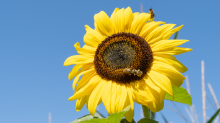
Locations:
149;8;155;19
123;68;143;77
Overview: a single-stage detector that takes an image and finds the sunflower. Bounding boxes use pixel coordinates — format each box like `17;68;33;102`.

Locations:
64;7;192;122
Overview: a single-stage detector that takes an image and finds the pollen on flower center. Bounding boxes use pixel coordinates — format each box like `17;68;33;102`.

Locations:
94;32;153;83
102;41;136;69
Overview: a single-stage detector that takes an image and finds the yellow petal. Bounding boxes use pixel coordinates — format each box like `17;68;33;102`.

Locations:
133;12;139;16
146;24;176;42
130;13;151;35
84;94;90;109
74;42;95;55
148;35;163;46
145;79;165;104
146;103;157;113
142;78;162;103
98;97;102;105
75;70;96;91
124;85;134;122
111;8;124;33
68;75;101;101
136;83;165;112
123;7;133;32
116;84;127;112
153;53;188;73
101;80;112;113
110;7;133;33
158;90;165;105
133;89;152;104
132;85;152;104
151;40;189;52
75;63;94;76
84;25;105;47
64;55;94;66
148;70;173;96
110;82;117;113
163;25;183;40
68;64;82;80
94;11;114;36
123;91;134;122
82;44;96;52
158;47;193;55
151;61;185;87
72;68;95;92
139;21;166;39
132;88;157;113
126;85;134;109
110;8;119;33
156;95;164;111
88;81;105;115
76;96;87;111
159;24;176;36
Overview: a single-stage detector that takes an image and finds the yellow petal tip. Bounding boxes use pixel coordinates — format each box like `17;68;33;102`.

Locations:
84;25;89;28
63;62;68;66
68;96;75;101
63;60;69;66
74;42;80;47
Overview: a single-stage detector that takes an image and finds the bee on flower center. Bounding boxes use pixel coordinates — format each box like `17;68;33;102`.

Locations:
149;8;155;19
123;68;143;77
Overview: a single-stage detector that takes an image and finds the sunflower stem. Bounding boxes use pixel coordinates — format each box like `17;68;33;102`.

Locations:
142;105;151;119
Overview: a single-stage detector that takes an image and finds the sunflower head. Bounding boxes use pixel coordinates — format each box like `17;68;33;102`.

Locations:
94;32;153;83
64;7;192;122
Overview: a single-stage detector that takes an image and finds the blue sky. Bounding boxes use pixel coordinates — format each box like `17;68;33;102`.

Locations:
1;0;220;123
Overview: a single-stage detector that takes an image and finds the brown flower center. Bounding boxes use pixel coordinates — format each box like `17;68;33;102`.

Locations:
94;32;153;84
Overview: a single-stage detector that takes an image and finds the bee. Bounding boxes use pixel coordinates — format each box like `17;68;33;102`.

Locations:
149;8;155;19
123;68;143;77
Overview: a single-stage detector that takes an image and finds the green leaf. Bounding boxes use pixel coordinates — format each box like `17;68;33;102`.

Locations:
106;105;131;123
174;31;179;39
80;118;107;123
207;108;220;123
160;113;168;123
120;119;136;123
94;111;106;118
165;87;192;106
78;105;131;123
70;111;106;123
71;115;94;123
137;118;158;123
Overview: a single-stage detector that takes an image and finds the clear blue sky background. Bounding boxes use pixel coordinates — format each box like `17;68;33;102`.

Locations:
1;0;220;123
